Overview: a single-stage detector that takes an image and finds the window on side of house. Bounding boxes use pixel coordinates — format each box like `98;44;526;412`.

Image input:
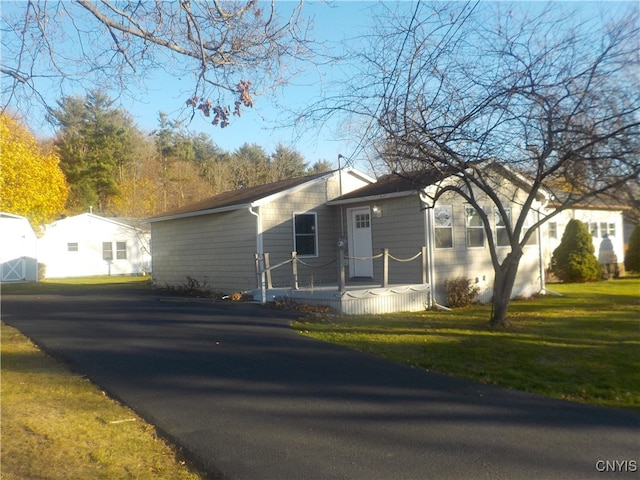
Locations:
102;242;113;261
116;241;127;260
434;206;453;249
465;206;485;248
293;213;318;257
600;222;615;237
548;222;557;240
494;207;511;247
67;242;79;252
588;222;598;237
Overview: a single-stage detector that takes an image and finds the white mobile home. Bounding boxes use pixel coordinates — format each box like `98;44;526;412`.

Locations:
39;213;150;278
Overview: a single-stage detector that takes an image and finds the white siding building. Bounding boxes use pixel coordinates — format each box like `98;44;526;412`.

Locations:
39;213;150;278
0;212;39;282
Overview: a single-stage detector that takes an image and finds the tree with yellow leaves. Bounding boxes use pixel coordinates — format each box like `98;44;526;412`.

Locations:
0;114;68;228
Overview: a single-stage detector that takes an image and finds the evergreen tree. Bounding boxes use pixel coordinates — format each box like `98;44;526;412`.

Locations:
52;91;138;213
624;225;640;273
551;219;600;283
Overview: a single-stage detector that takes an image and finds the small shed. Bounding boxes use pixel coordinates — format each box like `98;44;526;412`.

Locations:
0;212;39;282
38;213;151;278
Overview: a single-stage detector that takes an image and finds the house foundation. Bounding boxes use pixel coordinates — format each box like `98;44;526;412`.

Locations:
251;283;432;315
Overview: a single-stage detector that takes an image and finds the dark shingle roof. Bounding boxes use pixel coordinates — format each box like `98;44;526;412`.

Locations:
336;169;451;201
147;170;335;221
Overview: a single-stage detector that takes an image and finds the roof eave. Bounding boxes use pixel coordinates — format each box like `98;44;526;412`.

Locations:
327;190;416;206
145;203;253;223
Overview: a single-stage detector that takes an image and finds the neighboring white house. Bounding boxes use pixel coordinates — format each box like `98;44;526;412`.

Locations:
543;204;626;275
0;212;39;282
39;213;151;278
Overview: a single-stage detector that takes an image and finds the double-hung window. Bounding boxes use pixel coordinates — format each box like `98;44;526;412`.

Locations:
116;241;127;260
102;242;113;261
465;206;485;248
434;206;453;249
600;222;615;237
294;213;318;257
67;242;79;252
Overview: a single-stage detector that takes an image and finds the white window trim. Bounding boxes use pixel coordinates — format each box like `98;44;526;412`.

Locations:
434;205;454;250
465;205;486;249
292;212;319;258
102;242;113;261
116;241;127;260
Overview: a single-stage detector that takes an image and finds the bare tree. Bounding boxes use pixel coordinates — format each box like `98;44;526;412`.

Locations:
1;0;311;127
305;2;640;327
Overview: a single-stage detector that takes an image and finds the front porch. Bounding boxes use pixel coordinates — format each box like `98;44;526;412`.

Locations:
251;245;432;314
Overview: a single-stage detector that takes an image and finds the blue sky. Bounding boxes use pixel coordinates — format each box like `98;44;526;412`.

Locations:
2;1;636;174
2;1;379;171
116;1;375;168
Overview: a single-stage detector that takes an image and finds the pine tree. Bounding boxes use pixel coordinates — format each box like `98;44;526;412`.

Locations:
551;219;600;283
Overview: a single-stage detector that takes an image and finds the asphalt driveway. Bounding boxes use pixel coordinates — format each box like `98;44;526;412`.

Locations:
2;285;638;479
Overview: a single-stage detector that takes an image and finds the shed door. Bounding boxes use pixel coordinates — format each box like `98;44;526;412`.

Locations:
348;207;374;278
1;257;26;282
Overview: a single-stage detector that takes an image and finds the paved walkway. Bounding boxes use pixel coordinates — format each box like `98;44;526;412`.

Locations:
2;286;638;479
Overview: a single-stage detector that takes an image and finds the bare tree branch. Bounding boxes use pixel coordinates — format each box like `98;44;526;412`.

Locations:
1;0;313;127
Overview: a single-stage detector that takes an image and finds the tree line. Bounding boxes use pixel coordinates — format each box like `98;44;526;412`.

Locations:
2;91;332;224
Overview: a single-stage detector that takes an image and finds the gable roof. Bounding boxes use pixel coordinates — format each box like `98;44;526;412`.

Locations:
328;169;452;205
146;169;376;223
47;213;149;232
329;162;549;205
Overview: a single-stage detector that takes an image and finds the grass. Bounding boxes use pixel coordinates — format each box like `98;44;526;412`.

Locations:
1;322;204;480
1;275;152;295
1;276;205;480
293;278;640;412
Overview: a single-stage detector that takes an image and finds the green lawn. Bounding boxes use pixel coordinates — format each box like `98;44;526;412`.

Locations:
293;278;640;411
1;275;152;295
1;321;204;480
1;276;204;480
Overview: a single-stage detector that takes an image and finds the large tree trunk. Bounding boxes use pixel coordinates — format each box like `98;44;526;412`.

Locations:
490;252;522;328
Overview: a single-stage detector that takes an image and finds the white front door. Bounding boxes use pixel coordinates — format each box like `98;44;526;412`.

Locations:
348;207;374;278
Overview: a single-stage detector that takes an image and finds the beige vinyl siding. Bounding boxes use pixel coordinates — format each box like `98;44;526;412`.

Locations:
261;176;339;288
370;196;426;284
333;195;427;285
151;209;256;292
430;190;542;304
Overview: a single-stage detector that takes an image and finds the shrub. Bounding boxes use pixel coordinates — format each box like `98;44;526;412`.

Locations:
444;277;480;307
625;225;640;273
551;219;600;283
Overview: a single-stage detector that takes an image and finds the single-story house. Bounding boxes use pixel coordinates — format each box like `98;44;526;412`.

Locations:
148;167;547;313
38;213;151;278
147;169;374;293
0;212;39;282
543;201;627;277
327;169;546;306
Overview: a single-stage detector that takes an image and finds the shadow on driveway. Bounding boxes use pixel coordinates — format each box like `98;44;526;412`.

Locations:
2;285;639;480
